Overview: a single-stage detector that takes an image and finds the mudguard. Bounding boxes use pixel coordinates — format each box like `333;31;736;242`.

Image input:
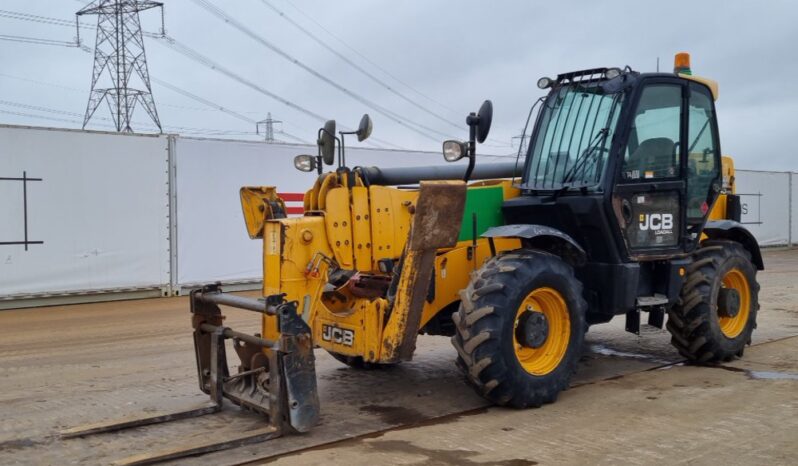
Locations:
703;220;764;270
482;224;587;266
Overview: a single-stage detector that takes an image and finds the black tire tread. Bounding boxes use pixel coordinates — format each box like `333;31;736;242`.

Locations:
667;240;760;363
451;249;587;408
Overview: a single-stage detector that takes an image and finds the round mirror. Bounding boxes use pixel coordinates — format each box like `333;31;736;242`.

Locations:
476;100;493;143
357;114;373;142
319;120;336;165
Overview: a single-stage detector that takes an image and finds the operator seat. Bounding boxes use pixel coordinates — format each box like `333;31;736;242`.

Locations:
626;137;675;177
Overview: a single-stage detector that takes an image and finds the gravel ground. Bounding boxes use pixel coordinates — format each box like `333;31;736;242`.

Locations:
0;248;796;465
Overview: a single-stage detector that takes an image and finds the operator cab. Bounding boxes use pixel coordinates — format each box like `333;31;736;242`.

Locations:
502;55;724;325
447;53;760;410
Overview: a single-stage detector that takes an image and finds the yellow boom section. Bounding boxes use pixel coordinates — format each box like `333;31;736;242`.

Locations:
242;174;521;364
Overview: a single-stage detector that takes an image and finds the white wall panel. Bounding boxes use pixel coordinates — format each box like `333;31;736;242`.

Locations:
735;170;791;246
791;172;797;246
0;126;170;296
3;125;791;301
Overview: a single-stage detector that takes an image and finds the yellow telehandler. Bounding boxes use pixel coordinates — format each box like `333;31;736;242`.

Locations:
63;53;762;464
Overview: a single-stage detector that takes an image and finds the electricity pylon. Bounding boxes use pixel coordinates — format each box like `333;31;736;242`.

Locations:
77;1;164;132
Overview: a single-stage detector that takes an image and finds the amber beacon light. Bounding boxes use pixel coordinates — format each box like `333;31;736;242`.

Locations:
674;52;692;75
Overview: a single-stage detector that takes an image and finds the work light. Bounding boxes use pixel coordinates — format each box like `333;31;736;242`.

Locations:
294;154;317;172
442;140;467;162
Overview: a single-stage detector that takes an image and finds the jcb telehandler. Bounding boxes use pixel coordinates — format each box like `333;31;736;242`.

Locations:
63;53;762;464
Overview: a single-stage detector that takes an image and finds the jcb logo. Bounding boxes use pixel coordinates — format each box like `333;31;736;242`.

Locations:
322;324;354;346
639;213;673;231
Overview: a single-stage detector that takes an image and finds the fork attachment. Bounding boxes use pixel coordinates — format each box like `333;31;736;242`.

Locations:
190;283;320;433
59;285;319;465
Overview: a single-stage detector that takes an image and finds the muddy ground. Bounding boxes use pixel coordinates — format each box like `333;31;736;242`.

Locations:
0;248;796;465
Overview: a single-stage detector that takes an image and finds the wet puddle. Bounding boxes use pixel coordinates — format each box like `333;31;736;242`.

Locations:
715;365;798;380
588;344;673;365
746;370;798;380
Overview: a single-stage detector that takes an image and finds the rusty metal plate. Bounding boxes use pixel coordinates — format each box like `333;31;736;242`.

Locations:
409;181;467;251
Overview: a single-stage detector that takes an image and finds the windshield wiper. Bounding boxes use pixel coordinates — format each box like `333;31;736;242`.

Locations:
560;127;609;189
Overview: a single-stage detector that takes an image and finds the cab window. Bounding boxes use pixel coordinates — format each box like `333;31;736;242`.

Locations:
622;84;682;180
686;83;720;219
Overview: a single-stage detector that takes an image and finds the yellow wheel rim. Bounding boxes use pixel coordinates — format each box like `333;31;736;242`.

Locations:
718;268;751;338
513;287;571;376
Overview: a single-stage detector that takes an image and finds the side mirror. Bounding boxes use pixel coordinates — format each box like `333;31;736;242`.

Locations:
442;140;467;162
356;114;373;142
475;100;493;143
318;120;336;165
294;154;317;172
458;99;494;182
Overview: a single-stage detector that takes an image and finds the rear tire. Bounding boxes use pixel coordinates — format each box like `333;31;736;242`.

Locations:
667;240;759;363
451;249;587;408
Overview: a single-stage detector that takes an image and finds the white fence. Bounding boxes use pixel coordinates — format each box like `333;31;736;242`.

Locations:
0;126;170;299
1;125;795;306
735;170;796;246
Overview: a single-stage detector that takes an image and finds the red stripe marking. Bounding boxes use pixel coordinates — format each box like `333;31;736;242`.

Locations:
279;192;305;201
286;206;305;214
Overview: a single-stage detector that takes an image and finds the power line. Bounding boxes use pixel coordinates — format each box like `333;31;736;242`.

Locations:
0;33;78;48
279;0;460;117
155;35;404;149
152;77;309;144
0;108;86;126
4;6;514;151
0;99;258;137
0;9;76;27
0;72;84;92
255;0;462;131
0;99;86;118
152;77;257;124
258;1;511;149
0;7;404;149
190;0;448;143
0;71;304;141
156;37;324;122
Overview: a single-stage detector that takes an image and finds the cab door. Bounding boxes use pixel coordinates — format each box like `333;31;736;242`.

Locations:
612;79;687;257
683;82;722;246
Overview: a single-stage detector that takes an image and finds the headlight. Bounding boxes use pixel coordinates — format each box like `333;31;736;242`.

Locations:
442;140;467;162
605;67;621;79
537;77;553;89
294;154;317;172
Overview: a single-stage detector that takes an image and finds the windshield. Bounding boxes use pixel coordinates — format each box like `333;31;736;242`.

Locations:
524;84;624;190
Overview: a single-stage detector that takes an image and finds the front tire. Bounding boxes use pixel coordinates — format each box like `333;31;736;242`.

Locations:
451;249;587;408
667;240;759;363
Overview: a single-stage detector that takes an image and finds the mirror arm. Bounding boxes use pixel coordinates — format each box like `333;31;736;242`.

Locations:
337;133;345;168
464;113;477;182
338;129;360;169
316;128;325;174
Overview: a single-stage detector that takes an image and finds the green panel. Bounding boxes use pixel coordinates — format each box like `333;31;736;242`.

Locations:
457;186;506;242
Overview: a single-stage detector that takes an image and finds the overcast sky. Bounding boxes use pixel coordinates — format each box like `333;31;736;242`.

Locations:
1;0;796;170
